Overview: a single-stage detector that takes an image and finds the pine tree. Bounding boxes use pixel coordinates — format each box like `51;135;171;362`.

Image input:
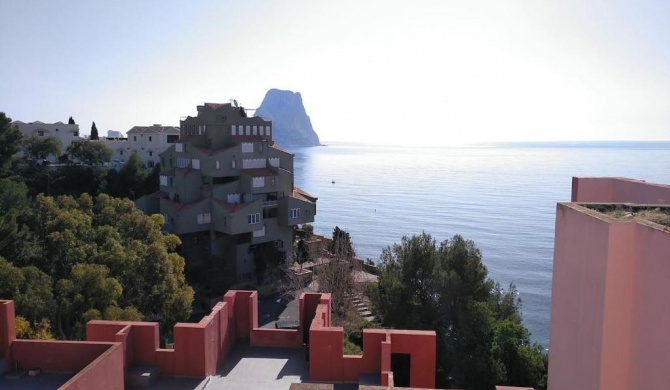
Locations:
90;122;99;140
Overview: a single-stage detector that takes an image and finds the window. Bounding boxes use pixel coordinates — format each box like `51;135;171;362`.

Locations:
232;157;236;169
192;159;200;169
245;125;251;135
259;143;264;153
266;126;271;136
167;135;178;143
231;125;237;136
216;160;220;169
162;213;168;224
120;151;124;156
148;161;155;168
197;213;211;224
73;131;79;137
247;213;260;224
271;177;276;186
290;208;300;219
149;136;152;142
134;136;137;141
169;177;174;186
259;126;264;136
253;126;258;135
241;143;253;153
37;130;45;136
160;176;168;186
177;158;189;168
252;177;265;188
175;143;183;152
149;151;153;156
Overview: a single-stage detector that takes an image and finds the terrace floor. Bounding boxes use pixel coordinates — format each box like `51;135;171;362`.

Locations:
0;372;73;389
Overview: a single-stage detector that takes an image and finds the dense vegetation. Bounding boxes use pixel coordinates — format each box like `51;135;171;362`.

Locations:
369;232;548;389
0;112;193;340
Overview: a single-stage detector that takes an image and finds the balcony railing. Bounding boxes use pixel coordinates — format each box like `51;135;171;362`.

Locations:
262;200;278;208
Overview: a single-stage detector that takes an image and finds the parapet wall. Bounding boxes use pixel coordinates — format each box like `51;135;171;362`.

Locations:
2;290;439;388
571;177;670;204
549;201;670;390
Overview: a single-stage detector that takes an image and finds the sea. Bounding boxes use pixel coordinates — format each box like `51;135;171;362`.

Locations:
288;141;670;347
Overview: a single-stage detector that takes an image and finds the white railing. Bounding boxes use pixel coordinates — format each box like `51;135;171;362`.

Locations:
253;226;266;237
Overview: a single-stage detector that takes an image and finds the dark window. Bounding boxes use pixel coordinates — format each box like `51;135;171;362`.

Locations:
134;136;137;141
149;151;153;156
149;136;152;141
212;176;237;185
167;134;179;143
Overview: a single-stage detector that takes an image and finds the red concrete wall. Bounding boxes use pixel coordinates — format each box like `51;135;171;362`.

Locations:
307;294;437;388
60;343;124;390
572;177;670;204
629;223;670;389
11;340;114;373
0;300;16;360
390;330;437;389
550;201;670;390
549;204;611;390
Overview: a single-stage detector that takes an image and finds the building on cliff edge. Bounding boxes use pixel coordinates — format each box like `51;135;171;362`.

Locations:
138;103;317;283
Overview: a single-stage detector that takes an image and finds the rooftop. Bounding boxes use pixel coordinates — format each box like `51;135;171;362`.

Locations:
583;204;670;229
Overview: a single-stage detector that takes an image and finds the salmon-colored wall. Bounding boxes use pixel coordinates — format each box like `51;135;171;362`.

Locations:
60;343;124;390
0;300;16;361
549;204;610;390
307;293;437;387
550;201;670;390
11;340;114;373
571;177;670;204
390;331;437;389
3;290;439;388
599;222;636;390
630;223;670;389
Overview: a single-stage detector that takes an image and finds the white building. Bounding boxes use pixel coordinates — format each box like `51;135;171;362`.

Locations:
101;124;180;169
12;120;82;160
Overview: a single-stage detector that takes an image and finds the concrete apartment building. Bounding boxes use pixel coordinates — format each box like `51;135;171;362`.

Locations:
101;125;180;169
11;120;82;160
150;103;316;282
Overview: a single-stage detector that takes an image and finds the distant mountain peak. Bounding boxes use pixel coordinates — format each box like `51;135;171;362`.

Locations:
255;89;321;148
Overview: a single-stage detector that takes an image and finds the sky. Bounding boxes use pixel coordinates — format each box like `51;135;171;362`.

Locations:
1;0;668;146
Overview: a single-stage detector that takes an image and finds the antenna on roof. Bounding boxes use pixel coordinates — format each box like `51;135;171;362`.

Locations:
230;99;239;108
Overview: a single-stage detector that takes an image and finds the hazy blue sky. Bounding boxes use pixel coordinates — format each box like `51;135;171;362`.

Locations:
1;0;668;145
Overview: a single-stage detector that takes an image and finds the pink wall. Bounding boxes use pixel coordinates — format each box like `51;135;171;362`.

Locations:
629;223;670;389
60;342;124;390
11;340;113;372
572;177;670;204
2;290;439;388
307;293;436;388
0;300;16;361
549;204;611;390
550;201;670;390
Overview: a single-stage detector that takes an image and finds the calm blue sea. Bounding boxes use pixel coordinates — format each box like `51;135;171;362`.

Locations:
289;141;670;347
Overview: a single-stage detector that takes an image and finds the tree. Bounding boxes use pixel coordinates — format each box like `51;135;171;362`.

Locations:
90;121;99;140
107;152;148;199
329;226;356;258
370;232;547;390
0;179;39;264
23;135;62;161
68;116;76;125
0;257;55;333
317;227;360;324
0;193;193;340
66;139;112;165
0;112;23;178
